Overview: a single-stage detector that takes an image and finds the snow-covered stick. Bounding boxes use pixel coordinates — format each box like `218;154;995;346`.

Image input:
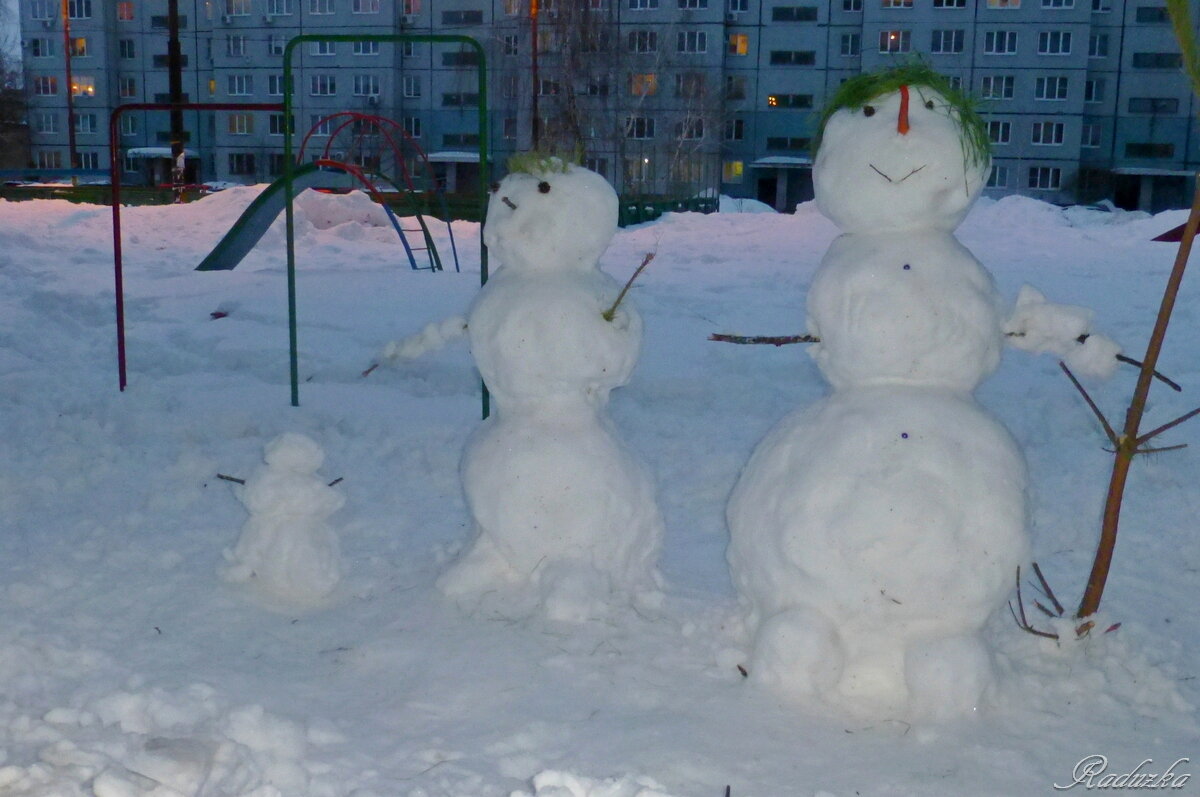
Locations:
602;252;655;322
1074;167;1200;626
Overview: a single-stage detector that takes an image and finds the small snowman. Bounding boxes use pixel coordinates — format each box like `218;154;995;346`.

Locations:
437;155;664;621
221;432;345;606
727;65;1115;719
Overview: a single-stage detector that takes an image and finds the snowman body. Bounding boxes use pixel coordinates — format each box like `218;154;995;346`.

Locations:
728;85;1029;717
438;163;663;621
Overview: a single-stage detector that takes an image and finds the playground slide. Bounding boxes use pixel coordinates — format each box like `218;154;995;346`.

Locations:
195;162;357;272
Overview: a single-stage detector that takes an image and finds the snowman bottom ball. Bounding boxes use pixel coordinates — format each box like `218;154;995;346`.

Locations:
727;385;1028;717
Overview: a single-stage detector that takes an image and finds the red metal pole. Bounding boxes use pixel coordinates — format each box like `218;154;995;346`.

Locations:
61;0;78;171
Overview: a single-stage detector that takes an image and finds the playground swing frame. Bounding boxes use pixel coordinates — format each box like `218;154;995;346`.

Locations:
108;34;489;414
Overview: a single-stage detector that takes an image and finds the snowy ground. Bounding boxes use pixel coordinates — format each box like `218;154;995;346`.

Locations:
0;189;1197;796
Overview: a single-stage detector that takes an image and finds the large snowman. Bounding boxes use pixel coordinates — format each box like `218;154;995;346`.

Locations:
438;156;664;621
729;67;1044;719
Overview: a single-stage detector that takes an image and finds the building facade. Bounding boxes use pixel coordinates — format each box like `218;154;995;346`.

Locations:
17;0;1200;210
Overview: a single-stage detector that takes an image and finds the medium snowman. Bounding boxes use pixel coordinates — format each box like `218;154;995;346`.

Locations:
437;156;664;621
729;66;1046;719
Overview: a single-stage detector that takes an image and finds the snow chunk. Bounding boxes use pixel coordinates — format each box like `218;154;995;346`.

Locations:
381;315;468;362
513;770;676;797
1004;285;1121;378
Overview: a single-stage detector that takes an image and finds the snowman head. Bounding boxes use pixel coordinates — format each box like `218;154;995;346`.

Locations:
483;156;619;273
814;65;991;234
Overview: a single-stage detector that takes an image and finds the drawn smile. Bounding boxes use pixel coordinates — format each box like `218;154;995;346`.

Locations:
869;163;927;183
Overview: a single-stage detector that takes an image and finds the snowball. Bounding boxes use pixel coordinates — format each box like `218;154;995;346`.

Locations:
815;86;989;234
381;316;468;362
220;433;345;606
807;230;1005;391
1004;285;1121;377
1063;333;1121;379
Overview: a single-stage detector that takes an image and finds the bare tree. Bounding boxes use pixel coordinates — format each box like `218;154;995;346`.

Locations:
0;0;28;169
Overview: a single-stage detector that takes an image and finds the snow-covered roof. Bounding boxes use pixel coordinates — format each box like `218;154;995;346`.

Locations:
750;156;813;168
425;151;481;163
126;147;199;158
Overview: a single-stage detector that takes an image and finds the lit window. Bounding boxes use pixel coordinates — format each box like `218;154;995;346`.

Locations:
728;33;749;55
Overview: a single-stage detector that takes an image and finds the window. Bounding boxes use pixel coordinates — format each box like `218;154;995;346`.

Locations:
504;0;520;12
766;136;812;150
228;113;254;135
586;80;610;96
1035;75;1068;99
225;0;251;14
268;35;286;56
723;160;744;183
310;74;337;96
980;74;1014;98
118;39;135;59
35;113;58;134
355;40;381;56
730;0;749;11
442;92;479;106
671;72;703;98
1081;123;1101;147
630;0;660;7
78;152;99;170
69;38;88;58
1135;5;1169;22
1088;33;1109;57
879;30;911;53
310;0;335;13
770;50;815;65
36;151;63;170
403;116;422;137
1125;142;1174;158
353;74;380;96
117;1;135;20
678;31;707;53
227;75;253;96
30;39;53;58
987;120;1011;143
404;0;421;15
1128;97;1180;113
678;0;707;7
1092;0;1111;9
1038;30;1072;54
1031;121;1064;144
269;114;293;135
1028;166;1061;189
268;74;288;95
841;33;861;55
629;31;658;53
353;0;381;10
501;117;517;140
229;153;257;176
625;116;655;139
119;76;137;98
537;79;560;96
309;116;333;136
725;118;745;140
403;75;421;97
67;1;92;18
931;29;964;53
987;165;1009;188
844;0;863;8
676;119;704;139
767;93;813;108
881;0;913;6
443;133;480;147
1084;78;1104;102
1132;52;1183;68
728;34;749;55
584;158;608;177
1042;0;1073;6
227;35;248;57
267;0;294;13
503;35;519;55
30;1;54;20
72;77;95;97
933;0;966;6
35;76;59;96
773;6;818;20
629;73;658;96
441;9;484;23
725;75;747;99
311;41;336;56
984;30;1018;54
987;0;1019;6
121;115;137;136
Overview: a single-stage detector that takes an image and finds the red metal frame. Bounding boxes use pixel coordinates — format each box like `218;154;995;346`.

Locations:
109;102;283;391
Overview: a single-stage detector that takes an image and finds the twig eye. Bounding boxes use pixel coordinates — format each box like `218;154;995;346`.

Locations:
489;182;500;193
538;181;551;193
925;99;935;110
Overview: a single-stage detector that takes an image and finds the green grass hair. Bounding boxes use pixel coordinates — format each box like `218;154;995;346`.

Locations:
506;146;583;178
813;61;991;169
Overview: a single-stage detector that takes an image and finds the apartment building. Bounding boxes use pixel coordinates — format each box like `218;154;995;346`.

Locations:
18;0;1199;210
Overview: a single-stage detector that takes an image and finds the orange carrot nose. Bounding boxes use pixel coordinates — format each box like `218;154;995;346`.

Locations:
897;84;910;135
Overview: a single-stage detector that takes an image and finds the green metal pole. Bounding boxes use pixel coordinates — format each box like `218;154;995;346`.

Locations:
283;38;299;407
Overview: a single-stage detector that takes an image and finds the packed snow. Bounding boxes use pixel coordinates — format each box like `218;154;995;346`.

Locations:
0;180;1197;796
